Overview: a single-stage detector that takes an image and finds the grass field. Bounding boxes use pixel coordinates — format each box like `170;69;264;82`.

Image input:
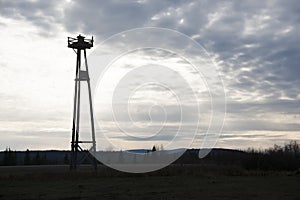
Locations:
0;165;299;199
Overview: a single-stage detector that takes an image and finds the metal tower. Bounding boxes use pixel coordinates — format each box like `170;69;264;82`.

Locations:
68;34;97;170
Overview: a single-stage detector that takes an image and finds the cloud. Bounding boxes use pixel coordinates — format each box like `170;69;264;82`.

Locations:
57;0;300;103
63;0;175;39
0;0;65;36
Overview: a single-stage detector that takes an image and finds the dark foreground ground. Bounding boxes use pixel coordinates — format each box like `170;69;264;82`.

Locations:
0;165;299;200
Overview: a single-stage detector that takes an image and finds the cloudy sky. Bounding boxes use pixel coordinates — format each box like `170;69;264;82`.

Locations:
0;0;299;151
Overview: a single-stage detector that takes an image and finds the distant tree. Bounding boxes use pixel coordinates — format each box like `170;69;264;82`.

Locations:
160;144;164;151
63;153;69;164
133;153;137;163
118;150;124;163
152;145;156;152
2;148;8;165
14;151;17;165
2;147;17;166
143;151;147;162
33;152;41;165
284;140;300;156
24;149;31;165
42;153;47;165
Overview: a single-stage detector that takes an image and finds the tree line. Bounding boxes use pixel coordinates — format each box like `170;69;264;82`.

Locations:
242;140;300;170
1;141;300;171
174;140;300;171
0;148;70;166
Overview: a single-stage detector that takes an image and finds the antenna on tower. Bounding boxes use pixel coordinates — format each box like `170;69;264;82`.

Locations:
68;34;97;170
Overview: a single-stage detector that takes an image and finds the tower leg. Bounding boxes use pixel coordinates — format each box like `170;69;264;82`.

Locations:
70;49;81;170
84;49;97;170
70;78;78;169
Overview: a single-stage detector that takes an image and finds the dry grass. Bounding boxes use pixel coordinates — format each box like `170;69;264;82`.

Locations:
0;164;299;199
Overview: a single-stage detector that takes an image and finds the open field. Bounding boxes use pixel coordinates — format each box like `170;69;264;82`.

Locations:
0;165;299;199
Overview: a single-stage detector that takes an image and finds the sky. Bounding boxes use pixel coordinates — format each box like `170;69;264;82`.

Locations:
0;0;299;151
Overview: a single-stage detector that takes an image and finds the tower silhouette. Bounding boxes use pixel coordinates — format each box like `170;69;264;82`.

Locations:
68;35;97;170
